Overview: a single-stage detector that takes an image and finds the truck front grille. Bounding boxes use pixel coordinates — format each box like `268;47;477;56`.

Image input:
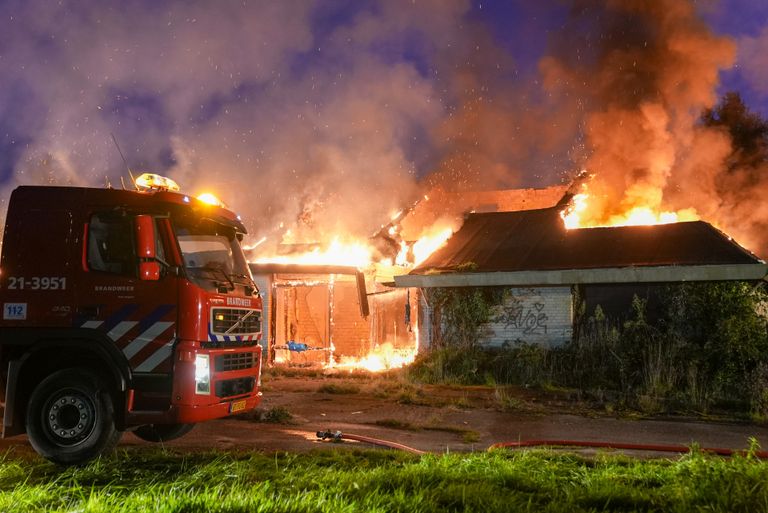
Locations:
211;308;261;336
215;352;257;372
215;377;255;398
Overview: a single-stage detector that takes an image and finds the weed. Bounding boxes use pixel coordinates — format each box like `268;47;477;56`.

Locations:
374;419;419;431
452;394;473;409
396;390;431;406
237;406;294;424
367;377;417;399
494;386;523;412
462;430;481;444
263;406;293;424
422;424;479;442
411;282;768;418
264;366;323;379
317;382;360;394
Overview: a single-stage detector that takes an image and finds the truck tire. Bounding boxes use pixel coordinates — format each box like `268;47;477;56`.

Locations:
132;423;195;442
26;368;122;465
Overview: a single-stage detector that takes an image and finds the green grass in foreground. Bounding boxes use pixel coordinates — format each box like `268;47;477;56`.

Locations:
0;447;767;512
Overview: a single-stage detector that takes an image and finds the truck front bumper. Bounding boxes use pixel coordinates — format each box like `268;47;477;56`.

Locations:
125;341;263;427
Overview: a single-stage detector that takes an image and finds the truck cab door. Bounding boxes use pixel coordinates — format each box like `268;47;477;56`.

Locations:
77;211;179;411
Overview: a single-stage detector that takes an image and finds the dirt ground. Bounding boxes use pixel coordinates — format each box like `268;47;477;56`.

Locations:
5;372;768;458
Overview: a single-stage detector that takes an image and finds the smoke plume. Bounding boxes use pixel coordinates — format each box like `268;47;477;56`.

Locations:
0;0;765;257
540;0;768;256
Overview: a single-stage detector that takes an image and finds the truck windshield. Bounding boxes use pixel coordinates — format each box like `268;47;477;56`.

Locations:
174;218;252;289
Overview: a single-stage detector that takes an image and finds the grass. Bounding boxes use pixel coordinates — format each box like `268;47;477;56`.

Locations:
261;406;294;424
374;418;419;431
316;382;361;395
494;385;524;412
0;447;767;512
234;406;294;424
372;418;487;445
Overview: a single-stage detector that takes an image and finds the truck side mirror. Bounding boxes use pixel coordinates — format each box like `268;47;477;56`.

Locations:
135;215;160;281
135;215;156;259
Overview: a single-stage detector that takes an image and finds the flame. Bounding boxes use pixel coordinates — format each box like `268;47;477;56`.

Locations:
411;227;453;265
242;236;267;251
561;193;589;229
253;224;454;269
329;342;417;372
254;237;373;268
251;215;453;373
561;183;699;230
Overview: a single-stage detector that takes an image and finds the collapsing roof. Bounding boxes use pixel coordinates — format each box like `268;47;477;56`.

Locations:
394;206;768;288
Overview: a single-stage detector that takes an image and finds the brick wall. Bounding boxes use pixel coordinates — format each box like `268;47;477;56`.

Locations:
330;281;371;357
483;287;573;348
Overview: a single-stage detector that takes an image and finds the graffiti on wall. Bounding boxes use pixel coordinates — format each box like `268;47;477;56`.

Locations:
483;287;573;347
491;298;548;335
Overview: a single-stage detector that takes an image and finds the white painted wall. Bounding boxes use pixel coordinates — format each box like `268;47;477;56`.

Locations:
482;287;573;348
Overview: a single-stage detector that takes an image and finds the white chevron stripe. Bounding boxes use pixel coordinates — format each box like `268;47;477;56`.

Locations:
81;320;103;329
134;340;175;372
122;322;174;359
107;321;138;341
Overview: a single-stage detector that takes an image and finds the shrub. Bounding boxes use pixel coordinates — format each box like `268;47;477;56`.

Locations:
262;406;293;424
410;282;768;416
425;287;507;349
317;383;360;394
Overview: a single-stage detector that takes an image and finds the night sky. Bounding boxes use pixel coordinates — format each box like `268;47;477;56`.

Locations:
0;0;766;247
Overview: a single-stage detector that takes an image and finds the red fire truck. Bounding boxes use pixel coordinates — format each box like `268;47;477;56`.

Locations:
0;175;263;464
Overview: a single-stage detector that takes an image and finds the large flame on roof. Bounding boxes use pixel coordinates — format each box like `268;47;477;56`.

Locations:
560;182;699;230
254;237;374;268
253;225;454;269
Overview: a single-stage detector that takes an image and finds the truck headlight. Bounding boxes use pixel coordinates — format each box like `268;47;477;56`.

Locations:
195;354;211;395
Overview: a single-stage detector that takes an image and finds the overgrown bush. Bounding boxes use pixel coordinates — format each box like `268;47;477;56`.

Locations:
564;282;768;413
425;287;507;349
412;282;768;416
408;346;486;385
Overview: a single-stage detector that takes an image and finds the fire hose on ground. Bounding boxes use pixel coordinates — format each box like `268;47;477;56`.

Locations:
315;430;768;459
316;430;426;455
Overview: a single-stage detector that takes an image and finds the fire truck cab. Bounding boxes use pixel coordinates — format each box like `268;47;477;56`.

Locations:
0;179;263;464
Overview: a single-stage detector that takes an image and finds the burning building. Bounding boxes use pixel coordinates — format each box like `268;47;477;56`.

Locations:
394;205;767;349
248;186;569;371
249;177;767;365
249;262;418;372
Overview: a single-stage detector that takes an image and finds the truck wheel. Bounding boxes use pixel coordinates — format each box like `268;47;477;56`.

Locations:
132;423;195;442
26;368;122;465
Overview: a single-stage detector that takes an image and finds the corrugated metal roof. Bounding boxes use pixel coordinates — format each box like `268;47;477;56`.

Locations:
410;207;762;275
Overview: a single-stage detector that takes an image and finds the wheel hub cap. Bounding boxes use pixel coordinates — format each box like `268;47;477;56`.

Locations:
45;392;95;443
